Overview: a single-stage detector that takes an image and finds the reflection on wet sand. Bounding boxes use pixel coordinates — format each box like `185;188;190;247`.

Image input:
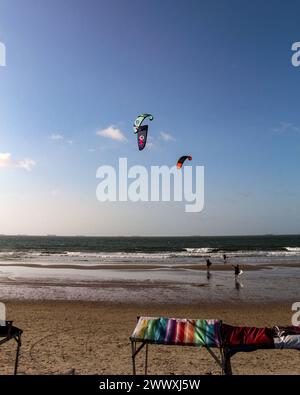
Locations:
0;263;298;304
235;278;244;290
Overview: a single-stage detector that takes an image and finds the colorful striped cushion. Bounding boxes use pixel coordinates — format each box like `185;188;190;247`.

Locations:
131;317;221;347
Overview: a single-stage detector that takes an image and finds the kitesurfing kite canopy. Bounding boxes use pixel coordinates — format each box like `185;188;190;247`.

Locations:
133;113;154;133
137;125;148;151
177;155;192;169
133;113;154;151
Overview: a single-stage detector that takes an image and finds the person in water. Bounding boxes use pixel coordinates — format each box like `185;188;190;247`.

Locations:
233;264;243;289
223;254;227;264
233;264;241;276
206;258;212;269
206;258;212;279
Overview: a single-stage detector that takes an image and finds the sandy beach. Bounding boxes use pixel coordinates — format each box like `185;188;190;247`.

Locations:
1;300;299;375
0;237;300;375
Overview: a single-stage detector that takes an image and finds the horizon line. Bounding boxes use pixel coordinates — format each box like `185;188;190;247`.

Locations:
0;233;300;238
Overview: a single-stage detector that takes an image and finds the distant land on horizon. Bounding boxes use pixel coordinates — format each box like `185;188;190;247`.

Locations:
0;233;300;238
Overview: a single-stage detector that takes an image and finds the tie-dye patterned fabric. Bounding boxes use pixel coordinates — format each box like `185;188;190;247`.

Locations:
131;317;221;347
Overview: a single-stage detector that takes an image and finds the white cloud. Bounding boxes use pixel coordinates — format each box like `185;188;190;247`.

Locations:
273;122;300;135
96;126;126;141
50;133;64;140
0;153;12;167
17;158;36;171
159;132;176;142
0;153;36;171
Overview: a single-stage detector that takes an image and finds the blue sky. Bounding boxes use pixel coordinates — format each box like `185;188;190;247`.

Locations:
0;0;300;236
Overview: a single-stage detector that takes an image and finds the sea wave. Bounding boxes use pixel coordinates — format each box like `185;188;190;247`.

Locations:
0;247;300;264
285;247;300;252
184;247;218;254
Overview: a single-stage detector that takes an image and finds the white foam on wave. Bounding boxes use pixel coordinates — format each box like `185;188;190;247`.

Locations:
0;252;16;256
285;247;300;252
184;247;216;254
1;246;300;266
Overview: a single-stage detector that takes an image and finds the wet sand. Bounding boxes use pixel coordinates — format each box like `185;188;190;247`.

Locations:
1;301;299;375
0;262;300;304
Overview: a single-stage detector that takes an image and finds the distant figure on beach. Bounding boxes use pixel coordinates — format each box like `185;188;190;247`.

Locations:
206;258;212;279
223;254;227;264
233;264;241;276
233;264;243;289
206;258;212;269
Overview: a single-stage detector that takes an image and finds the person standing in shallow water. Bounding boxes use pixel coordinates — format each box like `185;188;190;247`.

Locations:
232;264;243;289
233;264;241;276
206;258;212;270
223;254;227;264
206;258;212;279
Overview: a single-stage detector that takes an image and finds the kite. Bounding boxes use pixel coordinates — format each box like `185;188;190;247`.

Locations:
177;155;192;169
133;113;154;133
137;125;148;151
133;113;154;151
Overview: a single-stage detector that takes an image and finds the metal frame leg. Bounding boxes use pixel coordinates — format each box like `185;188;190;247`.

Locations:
14;334;22;375
222;348;232;375
205;346;224;372
131;341;147;375
220;348;225;375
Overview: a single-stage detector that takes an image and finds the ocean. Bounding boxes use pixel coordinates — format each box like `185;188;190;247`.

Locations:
0;235;300;266
0;235;299;303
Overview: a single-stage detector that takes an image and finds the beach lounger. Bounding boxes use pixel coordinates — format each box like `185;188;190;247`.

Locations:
0;321;23;375
130;317;300;375
130;317;229;375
